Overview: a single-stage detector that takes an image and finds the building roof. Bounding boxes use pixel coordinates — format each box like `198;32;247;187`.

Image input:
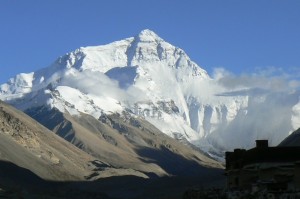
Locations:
226;139;300;170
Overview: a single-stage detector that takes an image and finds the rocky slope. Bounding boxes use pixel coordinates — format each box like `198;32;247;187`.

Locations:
0;100;90;181
0;100;149;182
25;105;222;178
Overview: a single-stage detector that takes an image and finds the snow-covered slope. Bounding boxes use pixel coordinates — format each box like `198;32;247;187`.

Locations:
1;29;299;157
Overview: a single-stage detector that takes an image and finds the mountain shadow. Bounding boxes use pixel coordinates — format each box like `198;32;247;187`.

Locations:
0;160;46;189
0;160;225;199
105;66;138;89
26;106;77;143
0;160;112;199
136;146;223;177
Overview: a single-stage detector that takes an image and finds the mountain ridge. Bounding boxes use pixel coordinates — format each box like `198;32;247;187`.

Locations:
1;29;299;158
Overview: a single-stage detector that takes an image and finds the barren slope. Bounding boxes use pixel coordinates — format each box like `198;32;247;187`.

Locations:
0;100;147;183
26;106;223;178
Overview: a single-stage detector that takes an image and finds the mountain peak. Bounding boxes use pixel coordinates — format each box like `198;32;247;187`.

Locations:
136;29;163;42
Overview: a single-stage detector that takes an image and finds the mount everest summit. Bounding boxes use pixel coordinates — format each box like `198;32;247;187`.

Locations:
1;29;300;159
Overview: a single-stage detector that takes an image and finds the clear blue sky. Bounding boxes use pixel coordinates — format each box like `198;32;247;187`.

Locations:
1;0;300;84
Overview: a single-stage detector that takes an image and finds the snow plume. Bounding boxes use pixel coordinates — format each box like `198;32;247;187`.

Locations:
208;67;300;150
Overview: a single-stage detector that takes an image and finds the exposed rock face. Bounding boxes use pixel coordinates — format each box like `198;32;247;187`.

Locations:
0;106;40;150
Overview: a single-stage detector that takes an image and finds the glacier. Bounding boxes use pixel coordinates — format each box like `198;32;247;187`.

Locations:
1;29;299;158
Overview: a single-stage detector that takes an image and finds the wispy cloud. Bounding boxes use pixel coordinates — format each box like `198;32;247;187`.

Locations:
60;69;147;103
208;66;300;150
213;66;300;91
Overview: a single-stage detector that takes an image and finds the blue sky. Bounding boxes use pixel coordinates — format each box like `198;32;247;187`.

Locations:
1;0;300;84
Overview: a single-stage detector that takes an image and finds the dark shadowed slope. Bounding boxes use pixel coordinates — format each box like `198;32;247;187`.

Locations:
0;160;224;199
278;128;300;146
0;160;113;199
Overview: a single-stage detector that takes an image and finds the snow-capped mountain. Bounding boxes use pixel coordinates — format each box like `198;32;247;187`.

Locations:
1;29;300;157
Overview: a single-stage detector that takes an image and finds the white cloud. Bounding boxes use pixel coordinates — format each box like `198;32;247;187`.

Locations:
207;66;300;150
214;66;300;92
60;68;148;104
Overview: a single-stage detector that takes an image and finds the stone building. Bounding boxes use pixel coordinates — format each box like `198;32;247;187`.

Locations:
225;140;300;194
